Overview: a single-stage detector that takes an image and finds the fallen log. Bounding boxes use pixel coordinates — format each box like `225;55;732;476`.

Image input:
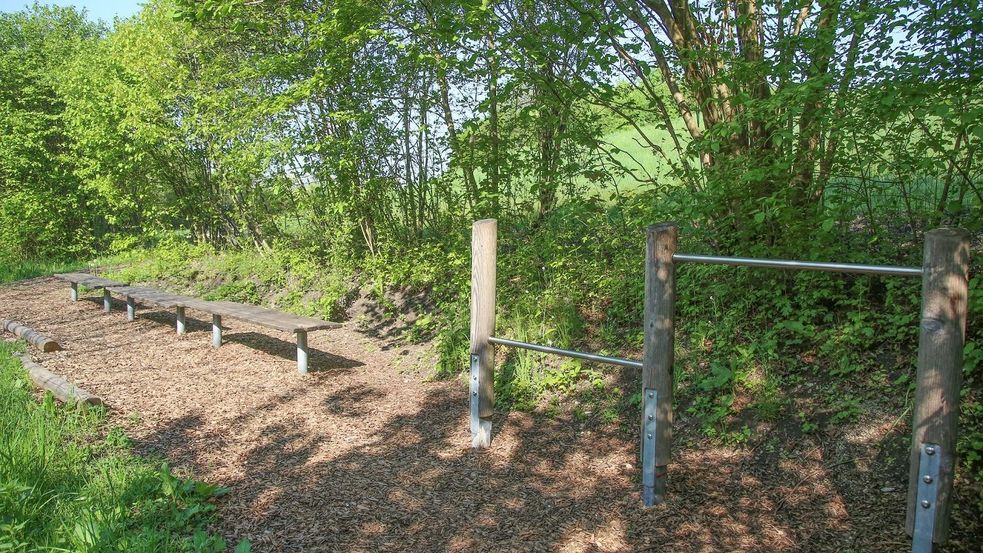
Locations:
13;353;102;407
1;319;62;352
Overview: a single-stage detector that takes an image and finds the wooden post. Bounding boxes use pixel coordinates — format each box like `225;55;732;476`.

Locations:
126;297;136;321
642;223;677;506
470;219;496;448
906;228;970;544
176;307;186;335
212;315;222;348
296;330;309;374
70;283;78;302
103;289;111;313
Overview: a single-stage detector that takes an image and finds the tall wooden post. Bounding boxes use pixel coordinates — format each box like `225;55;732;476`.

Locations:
470;219;497;448
642;223;677;506
906;228;970;544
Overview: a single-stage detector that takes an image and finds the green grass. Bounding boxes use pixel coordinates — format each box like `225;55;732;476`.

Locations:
0;259;86;285
0;341;245;552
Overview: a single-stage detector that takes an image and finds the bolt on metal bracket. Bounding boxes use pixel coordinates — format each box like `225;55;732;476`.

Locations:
642;388;658;506
912;442;941;553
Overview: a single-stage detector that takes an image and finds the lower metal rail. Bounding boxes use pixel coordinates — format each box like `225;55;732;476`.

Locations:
488;336;642;369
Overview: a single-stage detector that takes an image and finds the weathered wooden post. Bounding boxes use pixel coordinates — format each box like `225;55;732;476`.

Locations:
176;306;187;335
103;289;111;313
470;219;496;448
642;222;677;506
126;297;136;321
70;283;78;302
906;228;970;548
296;330;309;374
212;315;222;348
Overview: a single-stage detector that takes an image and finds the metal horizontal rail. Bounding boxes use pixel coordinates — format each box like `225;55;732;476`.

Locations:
672;253;922;277
488;336;643;369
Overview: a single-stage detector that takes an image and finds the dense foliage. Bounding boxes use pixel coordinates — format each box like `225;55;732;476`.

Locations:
0;0;980;517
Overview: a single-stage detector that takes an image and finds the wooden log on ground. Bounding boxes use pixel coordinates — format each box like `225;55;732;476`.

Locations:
1;319;62;352
14;353;102;406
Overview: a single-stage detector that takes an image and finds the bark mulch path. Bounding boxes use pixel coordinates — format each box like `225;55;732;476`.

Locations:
1;277;979;552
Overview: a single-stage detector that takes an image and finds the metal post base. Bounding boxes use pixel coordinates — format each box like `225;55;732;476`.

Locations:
470;353;492;448
912;443;942;553
642;388;661;506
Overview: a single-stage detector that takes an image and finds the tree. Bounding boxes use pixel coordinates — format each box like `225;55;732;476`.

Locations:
0;6;100;261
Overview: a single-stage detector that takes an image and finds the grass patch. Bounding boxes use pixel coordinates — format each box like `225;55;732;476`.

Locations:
0;259;84;285
0;341;245;552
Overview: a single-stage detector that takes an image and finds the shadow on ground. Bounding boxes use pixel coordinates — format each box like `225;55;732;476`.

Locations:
224;331;364;372
131;376;983;553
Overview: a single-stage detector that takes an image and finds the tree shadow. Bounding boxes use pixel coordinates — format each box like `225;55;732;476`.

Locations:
128;376;960;552
323;384;380;417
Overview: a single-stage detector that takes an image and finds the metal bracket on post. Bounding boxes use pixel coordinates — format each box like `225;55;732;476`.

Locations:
470;353;492;448
470;354;480;436
912;443;942;553
642;388;658;506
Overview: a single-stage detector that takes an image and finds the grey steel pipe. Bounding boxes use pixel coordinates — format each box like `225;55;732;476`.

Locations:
672;253;922;277
488;336;642;369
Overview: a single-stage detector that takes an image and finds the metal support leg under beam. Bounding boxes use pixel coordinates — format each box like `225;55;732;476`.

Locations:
70;283;78;302
103;289;111;313
211;315;222;348
126;298;136;321
296;330;308;374
176;307;186;335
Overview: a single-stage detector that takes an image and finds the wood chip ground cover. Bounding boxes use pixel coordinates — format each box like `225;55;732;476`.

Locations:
1;277;979;552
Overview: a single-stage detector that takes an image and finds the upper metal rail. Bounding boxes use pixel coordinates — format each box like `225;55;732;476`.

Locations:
488;336;642;369
672;253;922;277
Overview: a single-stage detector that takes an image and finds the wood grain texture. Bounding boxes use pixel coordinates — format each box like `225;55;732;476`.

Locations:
905;228;970;543
470;219;497;428
2;319;62;352
15;353;102;406
643;223;678;503
54;273;125;289
201;301;340;332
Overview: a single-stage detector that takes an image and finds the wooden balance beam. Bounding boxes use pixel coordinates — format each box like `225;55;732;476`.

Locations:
54;273;127;312
102;286;339;374
198;301;341;374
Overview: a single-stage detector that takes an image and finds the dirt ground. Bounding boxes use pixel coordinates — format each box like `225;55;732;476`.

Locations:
1;276;980;552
